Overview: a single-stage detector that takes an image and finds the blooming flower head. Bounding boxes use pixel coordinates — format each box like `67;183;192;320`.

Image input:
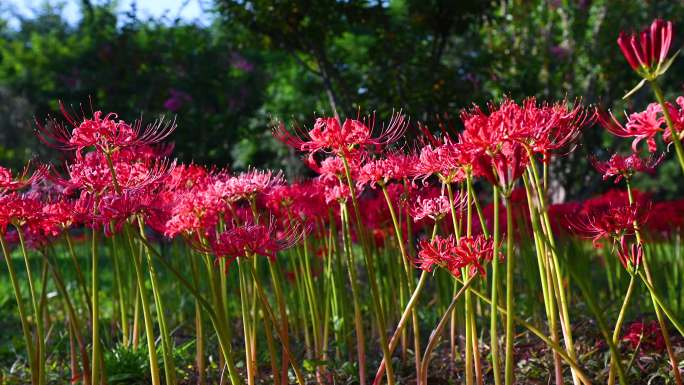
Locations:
55;150;175;195
36;103;175;157
211;168;285;203
568;204;647;247
0;163;46;193
416;234;496;277
623;320;665;352
274;112;408;155
0;193;44;234
617;19;674;78
663;96;684;145
590;152;663;183
203;218;302;265
596;106;665;153
411;139;469;184
410;191;462;222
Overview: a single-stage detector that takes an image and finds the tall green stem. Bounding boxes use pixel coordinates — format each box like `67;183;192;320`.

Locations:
607;274;636;385
1;235;39;385
503;195;514;385
490;186;502;385
340;154;395;385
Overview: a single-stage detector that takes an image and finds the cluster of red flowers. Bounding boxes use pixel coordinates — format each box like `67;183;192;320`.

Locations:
416;235;497;278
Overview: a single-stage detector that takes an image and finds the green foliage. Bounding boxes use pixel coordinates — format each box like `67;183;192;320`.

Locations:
2;0;684;195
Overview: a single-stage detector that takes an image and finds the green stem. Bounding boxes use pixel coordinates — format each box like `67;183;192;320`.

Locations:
124;224;161;385
136;219;176;385
247;260;307;385
457;280;593;385
420;275;477;385
1;235;38;385
608;274;636;385
340;154;395;385
490;185;502;385
503;195;514;385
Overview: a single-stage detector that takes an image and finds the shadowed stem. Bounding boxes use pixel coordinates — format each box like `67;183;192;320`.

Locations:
607;274;636;385
420;274;477;385
341;154;395;385
247;259;307;385
1;235;39;385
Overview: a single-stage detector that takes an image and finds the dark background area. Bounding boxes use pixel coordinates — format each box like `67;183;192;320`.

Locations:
1;0;683;198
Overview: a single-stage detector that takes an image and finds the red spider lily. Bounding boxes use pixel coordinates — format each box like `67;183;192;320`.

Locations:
416;235;458;273
453;235;497;277
416;234;496;277
0;193;44;234
53;150;175;195
0;163;47;193
467;97;593;160
472;140;529;192
201;218;303;265
662;96;684;145
36;104;175;156
568;204;647;247
616;235;643;271
264;181;329;222
617;19;674;76
622;320;665;352
209;168;284;203
410;192;462;222
321;180;352;204
273;112;408;155
410;139;471;184
590;152;663;183
596;106;665;153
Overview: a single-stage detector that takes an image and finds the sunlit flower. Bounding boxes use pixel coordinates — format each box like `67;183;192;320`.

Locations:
596;107;665;153
590;152;663;183
36;104;175;156
273;112;407;155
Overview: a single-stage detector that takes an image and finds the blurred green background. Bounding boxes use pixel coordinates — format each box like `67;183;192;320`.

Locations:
1;0;683;198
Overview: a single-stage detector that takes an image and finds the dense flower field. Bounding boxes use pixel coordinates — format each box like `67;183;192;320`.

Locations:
2;18;684;385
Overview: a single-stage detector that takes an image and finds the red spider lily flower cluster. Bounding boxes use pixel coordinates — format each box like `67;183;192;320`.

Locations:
590;152;663;183
36;103;175;157
618;19;674;78
622;320;666;352
274;113;408;156
567;203;647;247
198;218;303;266
416;234;497;278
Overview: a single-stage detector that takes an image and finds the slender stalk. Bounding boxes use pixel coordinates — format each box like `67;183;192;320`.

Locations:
626;180;684;385
607;274;637;385
137;219;176;385
490;185;502;385
124;224;162;385
458;280;594;385
340;202;367;385
340;154;395;385
88;226;101;385
503;195;515;385
1;235;38;385
247;260;307;385
526;156;580;385
420;275;477;385
380;183;422;378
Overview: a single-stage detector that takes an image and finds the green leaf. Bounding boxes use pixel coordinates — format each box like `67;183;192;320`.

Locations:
623;78;647;100
656;49;680;76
